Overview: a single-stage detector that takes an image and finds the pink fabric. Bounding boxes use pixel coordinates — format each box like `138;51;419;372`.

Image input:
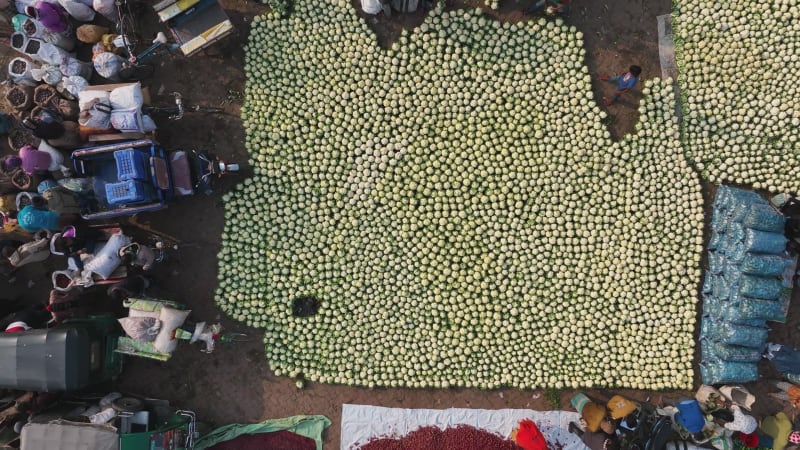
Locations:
19;145;52;175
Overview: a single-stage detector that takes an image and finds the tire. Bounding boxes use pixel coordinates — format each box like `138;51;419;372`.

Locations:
111;397;144;413
119;63;155;81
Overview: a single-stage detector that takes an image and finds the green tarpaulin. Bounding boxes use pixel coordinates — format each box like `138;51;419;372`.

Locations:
193;415;330;450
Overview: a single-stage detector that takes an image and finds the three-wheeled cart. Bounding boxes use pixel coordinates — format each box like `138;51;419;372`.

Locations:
153;0;234;56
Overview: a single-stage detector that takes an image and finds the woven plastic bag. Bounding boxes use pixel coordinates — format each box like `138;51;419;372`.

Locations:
728;202;751;223
743;229;787;254
740;254;791;277
743;203;786;233
716;186;764;210
730;293;786;322
715;321;769;348
700;358;759;385
727;241;746;262
711;274;731;300
708;253;723;275
702;271;713;295
709;232;722;251
711;341;763;362
726;222;745;243
739;274;783;300
727;316;767;328
711;210;727;234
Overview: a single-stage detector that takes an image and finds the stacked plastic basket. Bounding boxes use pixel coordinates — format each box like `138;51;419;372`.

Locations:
700;186;795;385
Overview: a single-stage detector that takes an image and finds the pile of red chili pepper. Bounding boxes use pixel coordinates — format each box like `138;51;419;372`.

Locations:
359;425;522;450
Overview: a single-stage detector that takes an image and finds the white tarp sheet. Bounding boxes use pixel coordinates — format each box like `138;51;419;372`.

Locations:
341;404;587;450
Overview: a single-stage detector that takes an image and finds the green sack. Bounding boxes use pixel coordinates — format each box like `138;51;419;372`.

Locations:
12;14;27;32
193;415;331;450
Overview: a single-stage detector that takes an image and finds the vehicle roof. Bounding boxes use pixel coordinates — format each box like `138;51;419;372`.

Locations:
0;327;90;392
21;421;119;450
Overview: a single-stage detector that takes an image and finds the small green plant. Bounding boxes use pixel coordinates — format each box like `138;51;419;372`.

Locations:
545;388;561;409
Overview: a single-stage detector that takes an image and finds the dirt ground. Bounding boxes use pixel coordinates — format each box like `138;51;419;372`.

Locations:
2;0;799;448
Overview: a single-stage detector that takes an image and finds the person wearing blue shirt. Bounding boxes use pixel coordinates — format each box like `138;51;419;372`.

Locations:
525;0;570;15
599;65;642;106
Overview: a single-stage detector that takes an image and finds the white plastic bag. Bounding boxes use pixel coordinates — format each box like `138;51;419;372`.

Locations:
92;0;116;21
92;52;123;79
15;0;34;14
110;107;144;132
60;56;91;78
26;39;70;65
109;83;143;109
82;232;131;280
78;87;109;111
38;140;64;171
361;0;381;14
141;115;156;132
78;97;112;129
30;63;62;85
60;75;88;98
8;57;38;84
57;0;95;21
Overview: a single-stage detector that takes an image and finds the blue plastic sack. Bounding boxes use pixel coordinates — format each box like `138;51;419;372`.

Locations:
726;222;746;243
743;204;786;233
708;253;723;275
702;270;714;294
727;241;746;262
740;254;791;277
728;316;767;328
711;211;727;234
728;203;751;223
712;320;769;348
709;232;722;251
700;358;759;385
711;274;732;299
739;274;783;300
711;341;763;362
738;296;786;322
700;338;714;361
743;229;788;254
716;186;765;210
699;316;714;339
703;295;724;317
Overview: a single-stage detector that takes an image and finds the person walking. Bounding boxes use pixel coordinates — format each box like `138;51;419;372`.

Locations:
599;65;642;106
525;0;570;16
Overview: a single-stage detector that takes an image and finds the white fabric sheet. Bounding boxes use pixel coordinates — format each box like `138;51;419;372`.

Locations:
341;404;588;450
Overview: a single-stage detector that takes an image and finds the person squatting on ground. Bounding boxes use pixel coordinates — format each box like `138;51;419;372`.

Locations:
599;65;642;106
569;402;620;450
4;303;51;332
50;224;101;271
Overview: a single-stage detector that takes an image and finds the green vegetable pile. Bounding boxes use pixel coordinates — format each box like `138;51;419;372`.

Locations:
217;0;703;389
674;0;800;192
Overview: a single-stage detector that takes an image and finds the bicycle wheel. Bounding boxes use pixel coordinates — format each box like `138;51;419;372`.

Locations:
119;63;155;81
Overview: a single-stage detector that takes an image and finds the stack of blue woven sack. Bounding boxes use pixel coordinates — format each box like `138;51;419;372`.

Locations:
700;186;795;385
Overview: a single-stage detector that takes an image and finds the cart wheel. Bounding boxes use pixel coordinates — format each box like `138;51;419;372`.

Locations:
111;397;144;413
119;63;155;81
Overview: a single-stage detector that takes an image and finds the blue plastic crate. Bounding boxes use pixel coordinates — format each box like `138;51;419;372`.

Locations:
105;180;146;205
114;148;147;181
